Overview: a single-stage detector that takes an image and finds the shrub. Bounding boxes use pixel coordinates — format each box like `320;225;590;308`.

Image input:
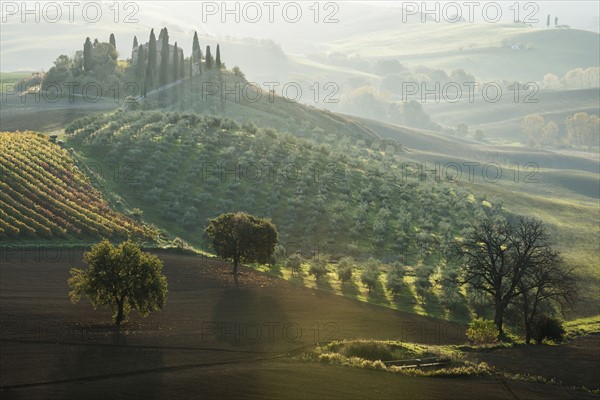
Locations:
386;262;405;296
466;318;498;345
532;315;565;344
286;253;303;276
339;340;393;361
309;258;329;279
360;258;381;292
337;256;354;283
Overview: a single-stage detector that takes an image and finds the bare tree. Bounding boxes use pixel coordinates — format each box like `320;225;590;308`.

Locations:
454;217;572;338
516;251;576;344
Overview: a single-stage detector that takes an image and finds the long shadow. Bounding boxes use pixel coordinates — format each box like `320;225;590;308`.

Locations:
267;263;284;278
340;278;361;299
366;277;387;305
210;280;295;352
445;294;471;323
315;273;334;292
45;323;164;399
288;269;305;286
422;291;445;319
391;280;418;314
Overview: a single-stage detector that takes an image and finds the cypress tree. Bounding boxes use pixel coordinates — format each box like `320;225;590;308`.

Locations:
173;42;179;82
215;44;221;69
133;36;138;48
205;45;212;69
159;28;170;85
192;31;200;60
83;37;93;72
109;33;118;60
179;52;184;79
136;45;146;84
146;29;157;90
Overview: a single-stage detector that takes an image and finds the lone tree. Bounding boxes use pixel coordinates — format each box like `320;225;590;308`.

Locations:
454;216;572;338
206;212;278;276
133;35;138;48
68;239;168;340
109;33;116;49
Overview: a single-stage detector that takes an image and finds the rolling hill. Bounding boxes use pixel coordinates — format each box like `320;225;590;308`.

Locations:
0;131;155;242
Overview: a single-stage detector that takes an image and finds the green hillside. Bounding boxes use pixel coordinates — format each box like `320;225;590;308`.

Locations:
65;110;500;262
0;131;155;242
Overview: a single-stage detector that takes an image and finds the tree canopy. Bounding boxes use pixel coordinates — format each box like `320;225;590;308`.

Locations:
206;212;278;276
68;239;168;338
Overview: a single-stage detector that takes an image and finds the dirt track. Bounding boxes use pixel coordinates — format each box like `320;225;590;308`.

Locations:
1;249;597;399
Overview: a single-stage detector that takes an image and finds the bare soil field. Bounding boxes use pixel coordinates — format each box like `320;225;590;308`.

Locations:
467;335;600;390
1;249;597;399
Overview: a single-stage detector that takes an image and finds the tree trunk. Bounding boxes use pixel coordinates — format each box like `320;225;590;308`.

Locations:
494;302;504;338
232;257;239;276
114;299;124;344
525;328;532;344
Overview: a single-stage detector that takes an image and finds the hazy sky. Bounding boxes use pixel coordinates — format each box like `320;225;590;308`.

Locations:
1;1;599;71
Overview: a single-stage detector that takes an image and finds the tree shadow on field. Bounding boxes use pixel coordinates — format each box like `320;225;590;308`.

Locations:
367;277;387;305
422;292;445;319
46;325;165;399
288;269;306;286
340;278;361;299
267;263;284;278
315;273;334;292
210;286;297;352
391;281;418;314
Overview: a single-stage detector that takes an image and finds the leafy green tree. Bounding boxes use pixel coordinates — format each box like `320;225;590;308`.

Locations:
337;256;354;283
309;257;329;280
386;262;405;296
68;239;168;339
83;37;93;72
215;44;222;69
206;212;278;276
414;260;433;303
286;253;303;276
360;258;381;293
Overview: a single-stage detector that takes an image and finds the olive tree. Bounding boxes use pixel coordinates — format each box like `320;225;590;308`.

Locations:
68;239;168;339
206;212;278;276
